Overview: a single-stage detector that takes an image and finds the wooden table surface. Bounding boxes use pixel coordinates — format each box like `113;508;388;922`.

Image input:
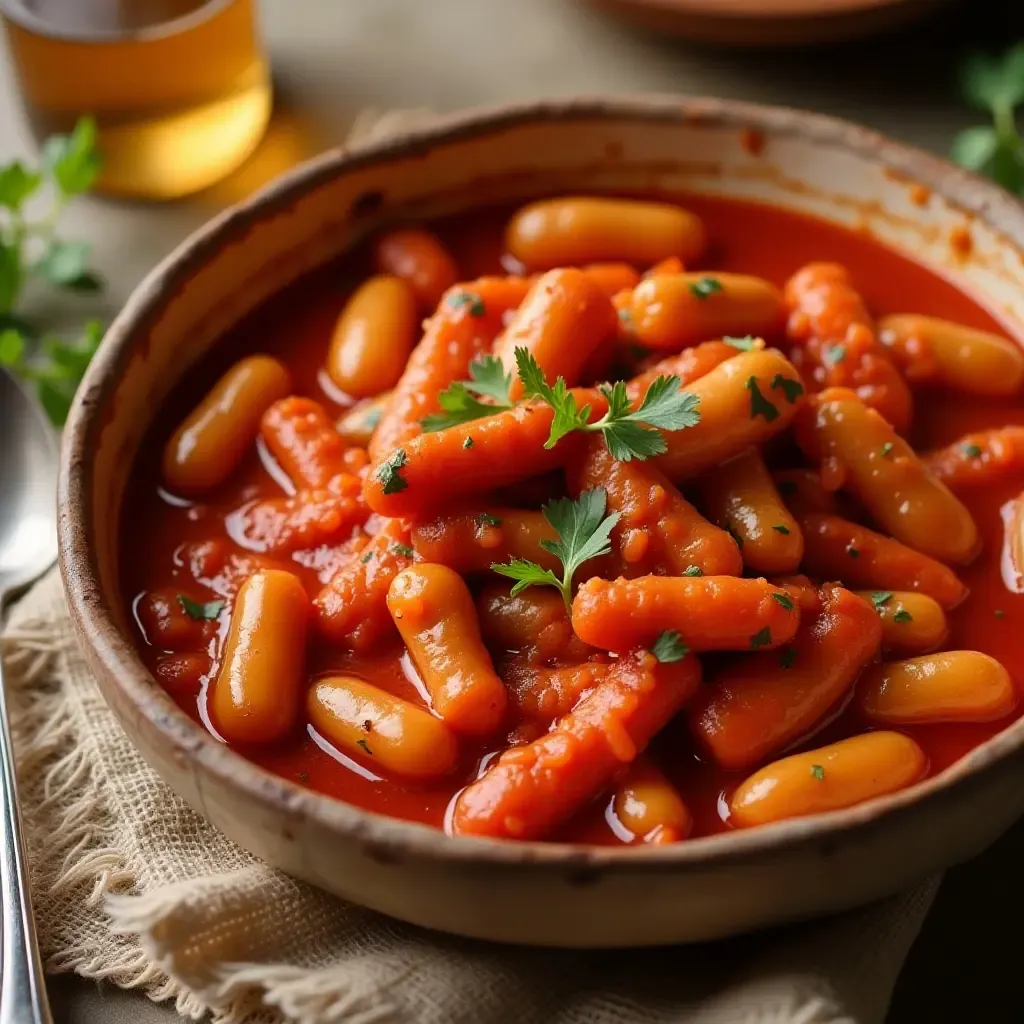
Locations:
1;0;1022;1020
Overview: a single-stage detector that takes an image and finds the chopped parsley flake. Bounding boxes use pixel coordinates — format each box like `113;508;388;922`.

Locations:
360;551;374;564
881;441;895;458
724;335;757;351
463;436;475;449
963;443;983;459
447;290;486;317
356;738;374;756
376;448;408;495
750;626;772;649
824;344;846;366
771;592;795;611
811;764;825;781
683;565;703;577
476;512;503;528
770;374;804;403
893;609;913;623
689;276;723;300
177;595;225;621
747;376;779;421
847;545;860;559
391;543;415;558
772;524;791;535
870;591;893;611
650;630;689;663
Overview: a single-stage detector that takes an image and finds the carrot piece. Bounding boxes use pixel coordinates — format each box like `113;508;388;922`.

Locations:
411;506;559;575
730;732;927;828
261;396;366;490
696;447;803;575
643;256;685;278
653;348;805;482
626;273;785;350
852;590;948;655
924;427;1024;492
364;389;603;518
451;649;701;840
688;585;882;771
877;314;1024;396
502;654;610;723
612;756;692;843
373;227;460;312
493;268;616;399
571;575;800;653
230;485;368;556
582;262;642;297
476;582;592;664
773;467;838;516
784;262;913;433
370;276;533;459
797;388;979;565
625;339;743;403
388;564;508;736
798;512;967;609
313;519;415;651
568;436;742;577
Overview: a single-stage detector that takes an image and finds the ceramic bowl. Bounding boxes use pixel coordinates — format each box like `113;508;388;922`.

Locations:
588;0;942;47
59;96;1024;947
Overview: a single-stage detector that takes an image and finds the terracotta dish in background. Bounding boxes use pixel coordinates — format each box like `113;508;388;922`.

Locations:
589;0;946;46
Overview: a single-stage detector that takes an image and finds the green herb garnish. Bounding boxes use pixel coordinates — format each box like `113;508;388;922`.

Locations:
811;764;825;781
463;436;474;449
447;290;486;317
476;512;503;528
650;630;689;663
491;488;619;612
177;595;225;621
770;374;804;403
772;524;791;535
420;355;514;432
516;348;700;460
870;591;893;611
724;335;757;351
750;626;772;649
881;442;894;458
375;448;409;495
824;344;846;366
356;738;374;756
391;543;415;558
963;443;983;459
689;276;723;300
360;551;374;564
893;609;913;623
847;545;860;559
771;592;794;611
683;565;703;577
746;376;779;422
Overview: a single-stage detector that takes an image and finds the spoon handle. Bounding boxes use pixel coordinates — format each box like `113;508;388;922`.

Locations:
0;657;53;1024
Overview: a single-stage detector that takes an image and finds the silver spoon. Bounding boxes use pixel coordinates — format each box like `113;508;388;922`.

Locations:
0;369;57;1024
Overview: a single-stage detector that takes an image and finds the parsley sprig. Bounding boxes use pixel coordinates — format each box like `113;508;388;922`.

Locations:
952;45;1024;193
516;349;700;460
420;355;514;432
419;346;702;462
491;488;619;611
0;116;104;425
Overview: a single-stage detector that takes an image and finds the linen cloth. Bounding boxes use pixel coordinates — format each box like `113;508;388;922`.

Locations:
2;567;937;1024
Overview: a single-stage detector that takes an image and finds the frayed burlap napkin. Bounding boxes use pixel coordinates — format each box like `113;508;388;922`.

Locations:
2;567;937;1024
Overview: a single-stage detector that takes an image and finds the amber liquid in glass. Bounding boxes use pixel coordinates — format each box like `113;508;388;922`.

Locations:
2;0;272;199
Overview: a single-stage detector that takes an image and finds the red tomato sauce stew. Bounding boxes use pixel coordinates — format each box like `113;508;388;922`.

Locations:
120;194;1024;846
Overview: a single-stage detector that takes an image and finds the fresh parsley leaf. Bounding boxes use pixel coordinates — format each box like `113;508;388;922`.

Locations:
779;648;798;669
0;328;25;366
447;290;486;317
772;524;790;535
683;565;703;577
881;442;894;458
870;591;893;611
515;348;700;461
391;543;415;558
462;436;474;449
951;125;1000;172
376;449;408;494
492;488;619;611
824;344;846;366
811;764;825;781
960;45;1024;114
893;609;913;623
650;630;689;663
724;335;758;351
747;376;779;422
771;592;794;611
770;374;805;403
178;595;225;621
43;116;101;197
689;276;722;300
963;443;983;458
750;626;772;649
0;161;42;211
476;512;502;527
420;355;514;432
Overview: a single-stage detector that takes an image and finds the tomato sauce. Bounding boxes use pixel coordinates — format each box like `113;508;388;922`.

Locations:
120;194;1024;844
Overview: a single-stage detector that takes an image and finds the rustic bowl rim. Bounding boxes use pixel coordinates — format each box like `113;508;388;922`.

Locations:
58;94;1024;873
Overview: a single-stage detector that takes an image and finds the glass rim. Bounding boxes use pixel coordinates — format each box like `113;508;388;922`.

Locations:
0;0;240;43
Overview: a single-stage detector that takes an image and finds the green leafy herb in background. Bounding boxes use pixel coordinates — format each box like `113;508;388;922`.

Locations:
952;45;1024;193
0;116;104;425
